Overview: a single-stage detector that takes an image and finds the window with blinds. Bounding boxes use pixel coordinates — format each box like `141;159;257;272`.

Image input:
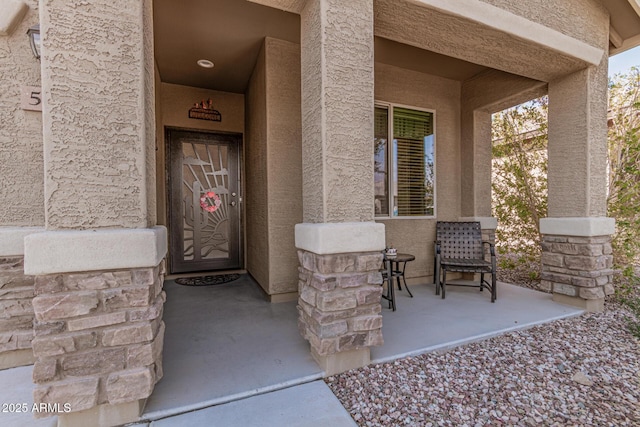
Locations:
374;107;389;216
373;104;435;218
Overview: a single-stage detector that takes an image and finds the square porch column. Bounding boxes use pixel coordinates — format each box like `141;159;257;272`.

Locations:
296;0;385;375
544;52;614;312
23;1;165;425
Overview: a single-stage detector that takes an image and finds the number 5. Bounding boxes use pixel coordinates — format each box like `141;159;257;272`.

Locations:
29;91;41;106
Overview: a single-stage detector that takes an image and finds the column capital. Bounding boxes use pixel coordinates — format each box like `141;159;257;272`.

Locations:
458;216;497;230
540;217;615;237
24;226;167;275
295;222;385;255
0;226;46;256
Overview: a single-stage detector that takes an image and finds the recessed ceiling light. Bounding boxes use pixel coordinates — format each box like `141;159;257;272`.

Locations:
197;59;214;69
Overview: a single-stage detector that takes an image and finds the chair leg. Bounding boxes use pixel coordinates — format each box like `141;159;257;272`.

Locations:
480;273;484;291
435;262;440;295
491;271;497;303
441;269;446;299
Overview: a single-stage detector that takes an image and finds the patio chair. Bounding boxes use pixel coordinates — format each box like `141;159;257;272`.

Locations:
434;221;497;302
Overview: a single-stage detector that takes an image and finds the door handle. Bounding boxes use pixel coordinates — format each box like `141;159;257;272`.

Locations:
230;201;237;207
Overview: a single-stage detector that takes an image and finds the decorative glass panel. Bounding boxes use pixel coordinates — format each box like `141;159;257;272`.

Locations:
181;141;230;260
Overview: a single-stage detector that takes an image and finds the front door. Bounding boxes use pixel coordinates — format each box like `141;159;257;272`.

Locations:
168;129;242;273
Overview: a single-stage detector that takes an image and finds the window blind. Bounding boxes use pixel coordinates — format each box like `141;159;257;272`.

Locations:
393;107;434;216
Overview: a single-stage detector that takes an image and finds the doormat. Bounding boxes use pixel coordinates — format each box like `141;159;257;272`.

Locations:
174;274;241;287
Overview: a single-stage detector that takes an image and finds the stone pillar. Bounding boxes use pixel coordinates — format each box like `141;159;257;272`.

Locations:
545;50;613;312
540;218;614;312
297;248;383;375
0;228;43;369
23;0;163;425
25;228;166;424
296;0;384;374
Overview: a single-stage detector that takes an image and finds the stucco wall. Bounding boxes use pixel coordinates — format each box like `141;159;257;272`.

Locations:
265;38;302;294
477;0;609;49
42;0;155;230
160;84;244;134
245;38;302;296
0;0;44;226
301;0;375;223
245;42;270;290
374;0;594;82
374;62;461;282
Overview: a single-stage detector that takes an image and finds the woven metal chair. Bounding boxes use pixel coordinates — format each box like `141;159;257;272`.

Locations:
434;221;497;302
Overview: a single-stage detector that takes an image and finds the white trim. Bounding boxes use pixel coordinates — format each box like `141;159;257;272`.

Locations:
458;217;498;230
295;222;386;254
407;0;603;66
0;226;46;256
539;217;615;237
24;227;168;275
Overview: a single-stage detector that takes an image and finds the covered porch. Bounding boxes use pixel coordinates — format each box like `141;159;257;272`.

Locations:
140;277;580;422
1;276;582;425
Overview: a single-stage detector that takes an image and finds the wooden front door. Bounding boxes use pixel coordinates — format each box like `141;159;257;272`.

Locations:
168;129;242;273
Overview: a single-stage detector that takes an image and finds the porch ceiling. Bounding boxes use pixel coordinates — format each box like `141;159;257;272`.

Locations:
153;0;300;93
154;0;640;94
153;0;490;93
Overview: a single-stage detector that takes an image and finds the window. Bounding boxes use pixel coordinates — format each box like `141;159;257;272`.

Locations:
374;104;435;218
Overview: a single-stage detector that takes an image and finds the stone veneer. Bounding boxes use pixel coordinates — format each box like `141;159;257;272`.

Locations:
541;234;614;311
0;257;36;369
297;250;384;372
30;262;165;418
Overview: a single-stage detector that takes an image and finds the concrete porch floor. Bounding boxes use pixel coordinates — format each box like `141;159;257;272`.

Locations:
139;276;582;424
0;275;583;426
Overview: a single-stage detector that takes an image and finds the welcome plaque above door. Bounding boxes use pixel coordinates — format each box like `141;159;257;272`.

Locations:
189;98;221;122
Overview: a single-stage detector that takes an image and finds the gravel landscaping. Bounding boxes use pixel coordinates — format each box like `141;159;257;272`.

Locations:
326;267;640;426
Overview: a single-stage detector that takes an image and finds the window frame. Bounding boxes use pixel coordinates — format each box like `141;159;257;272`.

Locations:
374;101;437;220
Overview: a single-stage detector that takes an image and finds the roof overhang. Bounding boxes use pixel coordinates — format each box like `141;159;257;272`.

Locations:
602;0;640;55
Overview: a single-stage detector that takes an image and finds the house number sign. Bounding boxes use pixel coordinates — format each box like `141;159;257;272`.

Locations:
21;86;42;112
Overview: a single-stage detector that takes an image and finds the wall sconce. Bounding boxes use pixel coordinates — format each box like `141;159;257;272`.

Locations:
27;24;40;59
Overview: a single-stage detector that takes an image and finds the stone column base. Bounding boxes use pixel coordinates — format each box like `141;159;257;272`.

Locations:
57;399;145;427
0;256;37;370
311;347;370;376
296;250;384;375
540;218;615;313
31;263;166;419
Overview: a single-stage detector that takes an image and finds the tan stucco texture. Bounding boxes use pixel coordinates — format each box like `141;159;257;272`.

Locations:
246;38;302;295
375;62;462;281
42;0;155;230
301;0;375;223
0;0;43;226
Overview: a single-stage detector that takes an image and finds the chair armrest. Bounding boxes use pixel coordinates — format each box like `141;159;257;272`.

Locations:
482;241;496;257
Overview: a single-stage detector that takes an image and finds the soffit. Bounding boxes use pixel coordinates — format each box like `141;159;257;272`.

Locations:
601;0;640;53
153;0;299;93
375;37;488;81
153;0;491;93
